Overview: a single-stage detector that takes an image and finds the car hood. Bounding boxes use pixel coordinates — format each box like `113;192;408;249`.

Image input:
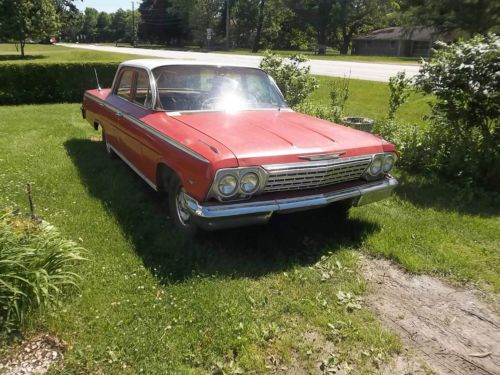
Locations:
172;110;385;166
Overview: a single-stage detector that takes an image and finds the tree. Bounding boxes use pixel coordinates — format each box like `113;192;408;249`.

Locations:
110;9;129;42
96;12;112;42
82;7;99;42
331;0;394;54
252;0;266;52
170;0;225;46
139;0;184;44
0;0;60;56
400;0;500;35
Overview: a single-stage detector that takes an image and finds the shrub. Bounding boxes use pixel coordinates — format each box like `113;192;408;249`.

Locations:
0;209;85;334
259;51;318;108
388;72;412;120
414;34;500;187
294;77;350;123
0;62;118;104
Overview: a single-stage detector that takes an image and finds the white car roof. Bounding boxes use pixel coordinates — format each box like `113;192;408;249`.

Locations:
119;59;260;71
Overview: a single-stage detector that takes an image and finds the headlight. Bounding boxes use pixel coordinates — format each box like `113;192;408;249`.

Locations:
240;172;259;194
383;153;396;173
368;155;384;176
218;174;238;196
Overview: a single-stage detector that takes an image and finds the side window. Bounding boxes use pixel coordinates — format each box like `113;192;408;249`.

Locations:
116;70;134;100
134;70;152;107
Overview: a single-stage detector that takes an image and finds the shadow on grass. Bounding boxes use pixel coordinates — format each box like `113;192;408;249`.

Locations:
65;138;380;281
394;171;500;218
0;55;46;62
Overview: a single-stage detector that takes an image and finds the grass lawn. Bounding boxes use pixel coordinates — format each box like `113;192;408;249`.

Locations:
0;43;144;64
311;76;431;125
0;95;498;372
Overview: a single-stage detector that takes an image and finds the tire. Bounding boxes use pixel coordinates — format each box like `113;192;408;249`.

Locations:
168;175;199;237
102;129;116;159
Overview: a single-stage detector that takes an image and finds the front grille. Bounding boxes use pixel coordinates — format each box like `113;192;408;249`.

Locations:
263;155;372;193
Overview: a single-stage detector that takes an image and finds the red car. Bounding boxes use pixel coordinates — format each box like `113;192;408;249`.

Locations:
82;59;398;235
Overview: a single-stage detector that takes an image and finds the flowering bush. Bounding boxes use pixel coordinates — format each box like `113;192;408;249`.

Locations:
415;34;500;187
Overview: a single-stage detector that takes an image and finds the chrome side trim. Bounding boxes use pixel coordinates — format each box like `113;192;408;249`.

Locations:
184;177;398;220
84;93;209;163
109;144;158;191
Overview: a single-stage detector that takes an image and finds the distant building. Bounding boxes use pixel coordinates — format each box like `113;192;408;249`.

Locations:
352;27;454;58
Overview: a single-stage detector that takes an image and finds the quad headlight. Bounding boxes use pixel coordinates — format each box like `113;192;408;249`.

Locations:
211;168;266;201
240;172;260;194
383;153;396;173
218;174;238;197
365;152;397;179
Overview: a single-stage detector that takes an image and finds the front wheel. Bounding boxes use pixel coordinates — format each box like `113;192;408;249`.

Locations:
168;176;199;237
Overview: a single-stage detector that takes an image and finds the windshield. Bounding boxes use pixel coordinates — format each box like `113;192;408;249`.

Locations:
152;65;287;112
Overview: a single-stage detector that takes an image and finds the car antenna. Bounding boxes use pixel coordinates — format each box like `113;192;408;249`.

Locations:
94;68;101;91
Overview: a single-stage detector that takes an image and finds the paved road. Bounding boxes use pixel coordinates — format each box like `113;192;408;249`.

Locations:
59;43;420;82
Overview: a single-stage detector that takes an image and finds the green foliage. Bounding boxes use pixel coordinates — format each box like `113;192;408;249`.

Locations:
295;76;349;123
0;209;84;333
415;34;500;187
259;51;318;107
400;0;500;34
0;0;60;56
388;71;412;120
0;62;117;104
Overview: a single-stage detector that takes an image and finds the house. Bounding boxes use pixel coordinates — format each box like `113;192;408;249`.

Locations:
351;27;454;58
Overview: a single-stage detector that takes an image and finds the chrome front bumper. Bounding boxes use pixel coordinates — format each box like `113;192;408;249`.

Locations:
184;177;398;230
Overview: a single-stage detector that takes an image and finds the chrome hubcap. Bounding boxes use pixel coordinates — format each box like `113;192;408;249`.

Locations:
176;188;191;224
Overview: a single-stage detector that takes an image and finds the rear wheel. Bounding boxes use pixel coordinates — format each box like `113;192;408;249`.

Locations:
102;129;116;159
168;175;199;237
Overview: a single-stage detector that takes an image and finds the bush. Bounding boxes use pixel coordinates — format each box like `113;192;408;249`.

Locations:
259;51;318;108
294;76;350;123
414;34;500;187
0;62;118;104
0;209;85;334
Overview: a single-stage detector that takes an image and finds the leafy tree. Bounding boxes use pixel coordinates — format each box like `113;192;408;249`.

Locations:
139;0;185;44
82;7;99;42
96;12;112;42
400;0;500;35
286;0;335;54
331;0;395;54
170;0;225;46
0;0;60;56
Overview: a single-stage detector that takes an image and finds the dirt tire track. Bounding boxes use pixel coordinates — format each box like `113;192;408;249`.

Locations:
361;256;500;375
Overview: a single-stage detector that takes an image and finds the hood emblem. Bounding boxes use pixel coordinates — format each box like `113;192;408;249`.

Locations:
299;151;347;161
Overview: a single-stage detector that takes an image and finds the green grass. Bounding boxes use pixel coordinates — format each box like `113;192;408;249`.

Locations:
0;104;400;372
0;44;144;64
311;75;431;125
0;74;498;372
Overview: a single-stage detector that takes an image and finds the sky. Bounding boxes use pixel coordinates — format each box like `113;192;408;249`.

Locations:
76;0;133;13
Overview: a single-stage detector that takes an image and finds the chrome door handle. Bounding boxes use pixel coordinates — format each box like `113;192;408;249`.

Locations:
115;112;123;118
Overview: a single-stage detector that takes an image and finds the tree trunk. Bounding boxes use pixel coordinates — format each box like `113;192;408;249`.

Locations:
20;40;25;57
252;0;266;53
317;29;327;55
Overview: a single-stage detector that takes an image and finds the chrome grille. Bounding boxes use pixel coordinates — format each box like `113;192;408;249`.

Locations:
263;155;372;193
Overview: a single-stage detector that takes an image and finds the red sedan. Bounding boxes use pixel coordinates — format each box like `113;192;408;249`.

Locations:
82;59;398;235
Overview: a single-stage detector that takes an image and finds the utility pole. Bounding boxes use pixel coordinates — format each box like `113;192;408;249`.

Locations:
131;1;135;46
225;0;230;50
